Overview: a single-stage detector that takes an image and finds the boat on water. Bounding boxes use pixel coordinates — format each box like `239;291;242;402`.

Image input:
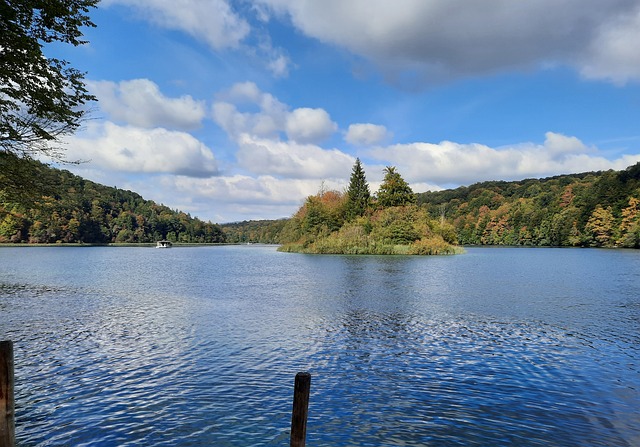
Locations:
156;240;173;248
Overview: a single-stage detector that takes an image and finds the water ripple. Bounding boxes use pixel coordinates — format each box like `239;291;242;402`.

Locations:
1;246;638;446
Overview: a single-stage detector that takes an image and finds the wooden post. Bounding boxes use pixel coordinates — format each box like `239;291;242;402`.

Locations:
290;372;311;447
0;341;15;447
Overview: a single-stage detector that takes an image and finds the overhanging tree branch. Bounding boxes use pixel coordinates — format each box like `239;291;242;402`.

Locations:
0;0;98;161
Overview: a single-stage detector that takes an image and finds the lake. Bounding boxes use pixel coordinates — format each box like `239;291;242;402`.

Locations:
0;245;638;446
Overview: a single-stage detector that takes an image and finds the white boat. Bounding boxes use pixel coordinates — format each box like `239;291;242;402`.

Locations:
156;240;173;248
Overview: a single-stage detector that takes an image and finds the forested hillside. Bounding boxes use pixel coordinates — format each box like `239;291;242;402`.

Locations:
223;163;640;249
417;163;640;248
221;219;288;244
0;155;225;244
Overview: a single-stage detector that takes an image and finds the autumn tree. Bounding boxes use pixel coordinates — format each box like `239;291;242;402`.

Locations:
585;205;615;247
1;0;98;160
618;196;640;247
345;158;370;220
376;166;416;207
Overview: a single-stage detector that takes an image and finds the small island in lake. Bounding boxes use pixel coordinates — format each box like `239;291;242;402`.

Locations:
277;160;462;255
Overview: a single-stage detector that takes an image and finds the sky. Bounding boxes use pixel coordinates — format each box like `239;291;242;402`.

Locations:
50;0;640;223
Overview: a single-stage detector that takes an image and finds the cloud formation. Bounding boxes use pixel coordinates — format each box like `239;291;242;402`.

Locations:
236;134;353;179
370;132;640;185
285;108;337;143
345;123;391;146
212;82;349;180
103;0;250;50
66;122;218;177
256;0;640;84
213;82;337;144
89;79;206;130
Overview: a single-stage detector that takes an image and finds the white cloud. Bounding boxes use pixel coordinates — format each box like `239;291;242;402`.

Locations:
122;174;346;222
256;0;640;84
214;84;337;144
285;108;337;143
267;53;292;78
66;122;218;177
369;132;640;186
345;123;391;146
212;84;349;179
172;175;333;205
89;79;206;130
213;82;289;139
236;134;353;179
102;0;294;78
103;0;250;50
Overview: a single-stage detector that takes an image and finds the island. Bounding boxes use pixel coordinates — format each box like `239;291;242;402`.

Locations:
277;160;462;255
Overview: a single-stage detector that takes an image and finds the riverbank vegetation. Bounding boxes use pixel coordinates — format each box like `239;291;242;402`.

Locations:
0;155;225;244
276;160;461;255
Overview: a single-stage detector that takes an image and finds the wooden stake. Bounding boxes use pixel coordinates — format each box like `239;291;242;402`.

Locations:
290;372;311;447
0;341;15;447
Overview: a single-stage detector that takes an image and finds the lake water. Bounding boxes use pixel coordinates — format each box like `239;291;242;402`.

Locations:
0;245;638;446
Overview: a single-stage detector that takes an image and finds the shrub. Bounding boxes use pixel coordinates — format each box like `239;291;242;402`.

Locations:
409;235;460;255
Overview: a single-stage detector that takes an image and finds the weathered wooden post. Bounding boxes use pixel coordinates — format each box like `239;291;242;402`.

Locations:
290;372;311;447
0;341;15;447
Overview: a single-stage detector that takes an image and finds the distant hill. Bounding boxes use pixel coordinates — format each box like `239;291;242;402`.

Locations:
222;163;640;248
221;219;288;244
416;163;640;248
0;155;225;244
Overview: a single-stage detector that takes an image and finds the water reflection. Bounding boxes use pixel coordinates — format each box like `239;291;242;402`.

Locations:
0;246;638;446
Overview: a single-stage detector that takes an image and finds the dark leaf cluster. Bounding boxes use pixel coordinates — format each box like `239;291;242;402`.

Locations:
1;0;98;159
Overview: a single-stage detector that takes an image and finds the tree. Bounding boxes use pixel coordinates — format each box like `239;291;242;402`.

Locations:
585;205;615;247
0;0;98;160
376;166;416;207
345;158;370;219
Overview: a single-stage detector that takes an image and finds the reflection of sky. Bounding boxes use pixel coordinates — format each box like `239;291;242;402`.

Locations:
1;246;639;446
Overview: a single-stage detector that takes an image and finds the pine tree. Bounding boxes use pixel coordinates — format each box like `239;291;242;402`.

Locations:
345;158;370;219
376;166;416;207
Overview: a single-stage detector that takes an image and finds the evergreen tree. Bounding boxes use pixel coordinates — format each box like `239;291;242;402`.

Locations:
376;166;416;207
345;158;370;219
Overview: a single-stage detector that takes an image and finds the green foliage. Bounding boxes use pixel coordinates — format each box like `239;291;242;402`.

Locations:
0;159;226;244
376;166;416;207
417;162;640;248
1;0;98;160
0;153;56;207
345;158;370;220
279;189;458;255
221;219;288;244
585;205;615;247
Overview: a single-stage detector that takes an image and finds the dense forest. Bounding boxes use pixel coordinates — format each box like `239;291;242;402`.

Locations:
0;155;225;244
417;163;640;248
223;162;640;249
221;219;288;244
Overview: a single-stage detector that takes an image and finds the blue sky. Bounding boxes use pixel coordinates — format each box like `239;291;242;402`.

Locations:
52;0;640;223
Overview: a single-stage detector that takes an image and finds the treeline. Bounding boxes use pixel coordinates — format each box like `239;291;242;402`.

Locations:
417;162;640;248
221;219;288;244
0;155;225;244
224;163;640;250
